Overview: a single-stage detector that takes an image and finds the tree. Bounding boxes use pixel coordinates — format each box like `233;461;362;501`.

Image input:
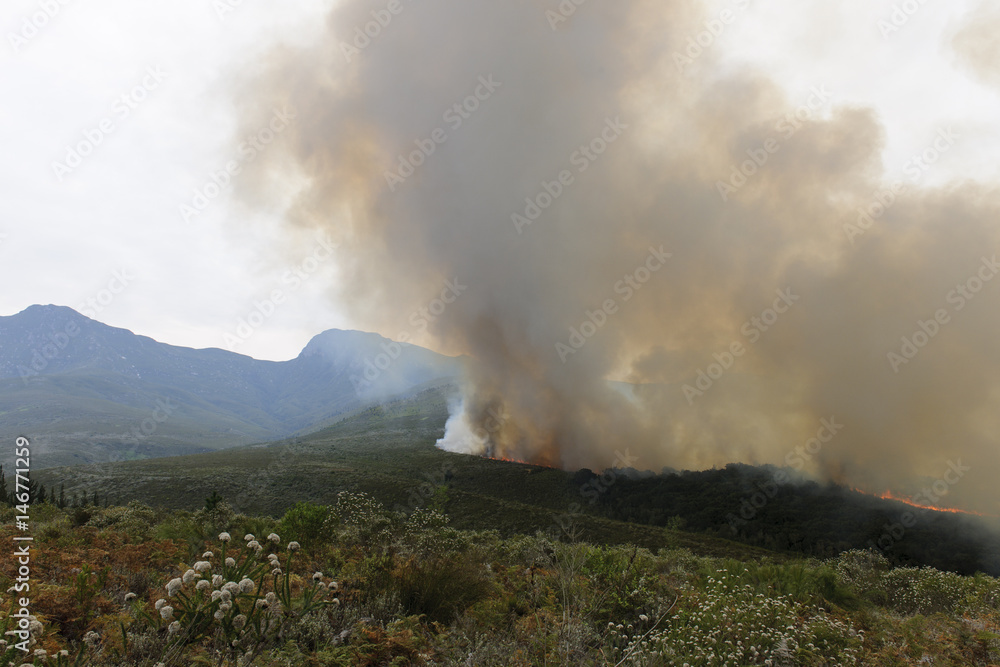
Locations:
25;478;39;505
665;515;686;531
429;485;450;514
59;484;66;509
37;484;46;504
0;465;8;506
204;490;223;512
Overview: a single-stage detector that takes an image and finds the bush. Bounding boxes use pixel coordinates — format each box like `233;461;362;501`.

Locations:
279;501;331;547
881;566;976;615
393;552;496;623
72;507;92;527
85;501;159;540
325;492;395;550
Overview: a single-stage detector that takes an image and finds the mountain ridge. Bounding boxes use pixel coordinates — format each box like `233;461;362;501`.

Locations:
0;305;463;468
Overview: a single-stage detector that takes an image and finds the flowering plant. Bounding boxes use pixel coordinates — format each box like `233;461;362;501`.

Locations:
128;532;339;666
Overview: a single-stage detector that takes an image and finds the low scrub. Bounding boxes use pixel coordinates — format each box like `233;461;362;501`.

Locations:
0;502;998;665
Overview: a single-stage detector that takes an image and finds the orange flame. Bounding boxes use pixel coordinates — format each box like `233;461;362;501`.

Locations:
850;487;992;517
480;453;556;468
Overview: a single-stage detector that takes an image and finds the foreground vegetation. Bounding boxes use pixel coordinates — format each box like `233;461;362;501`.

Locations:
2;496;1000;666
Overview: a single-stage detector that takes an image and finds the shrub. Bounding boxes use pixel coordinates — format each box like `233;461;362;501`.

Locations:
85;501;159;540
325;492;396;550
400;508;473;560
393;552;496;623
71;507;92;527
279;501;331;547
833;549;891;590
881;566;976;615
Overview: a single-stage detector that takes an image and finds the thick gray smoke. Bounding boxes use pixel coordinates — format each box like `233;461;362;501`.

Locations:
951;0;1000;91
234;0;1000;513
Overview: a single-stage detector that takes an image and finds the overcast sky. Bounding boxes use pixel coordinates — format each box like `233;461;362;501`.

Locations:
2;0;998;361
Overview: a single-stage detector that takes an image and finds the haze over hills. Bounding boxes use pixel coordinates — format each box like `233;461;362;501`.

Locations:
0;305;463;468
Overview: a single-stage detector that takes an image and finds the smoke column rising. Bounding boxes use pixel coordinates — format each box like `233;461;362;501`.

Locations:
233;0;1000;513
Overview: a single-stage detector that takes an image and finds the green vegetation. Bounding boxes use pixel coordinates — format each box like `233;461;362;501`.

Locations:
596;463;1000;577
1;498;999;665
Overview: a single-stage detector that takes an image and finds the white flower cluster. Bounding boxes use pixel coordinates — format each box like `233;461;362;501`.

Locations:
607;570;861;665
166;577;183;597
118;528;340;654
832;549;1000;616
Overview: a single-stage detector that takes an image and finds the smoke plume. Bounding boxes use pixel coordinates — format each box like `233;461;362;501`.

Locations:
951;0;1000;91
234;0;1000;513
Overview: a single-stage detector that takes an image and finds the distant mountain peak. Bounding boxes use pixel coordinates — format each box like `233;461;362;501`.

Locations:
14;303;89;321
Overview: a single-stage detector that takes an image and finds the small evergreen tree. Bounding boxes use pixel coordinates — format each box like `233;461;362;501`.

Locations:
25;478;39;505
204;490;223;512
59;483;66;509
0;465;8;506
